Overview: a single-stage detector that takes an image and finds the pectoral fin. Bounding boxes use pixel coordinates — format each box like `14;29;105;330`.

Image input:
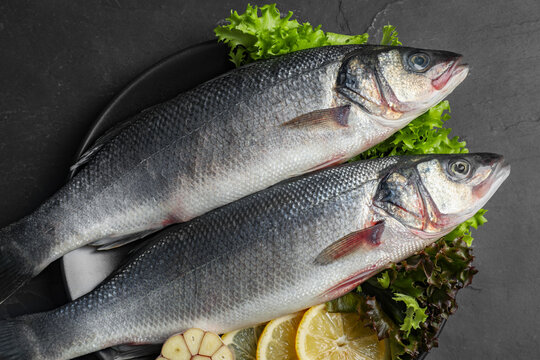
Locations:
281;105;350;129
314;221;384;265
99;344;162;360
90;229;160;250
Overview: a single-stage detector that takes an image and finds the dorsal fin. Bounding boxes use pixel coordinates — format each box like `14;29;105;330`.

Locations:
281;105;350;129
314;221;385;265
69;116;137;179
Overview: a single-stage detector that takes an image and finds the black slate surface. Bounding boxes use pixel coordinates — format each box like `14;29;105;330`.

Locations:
0;1;538;359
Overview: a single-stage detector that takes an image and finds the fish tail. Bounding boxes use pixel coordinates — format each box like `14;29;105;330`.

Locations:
0;318;38;359
0;223;36;304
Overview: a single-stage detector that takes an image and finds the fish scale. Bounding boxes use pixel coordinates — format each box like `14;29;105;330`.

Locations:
94;159;393;358
1;153;509;359
0;44;468;305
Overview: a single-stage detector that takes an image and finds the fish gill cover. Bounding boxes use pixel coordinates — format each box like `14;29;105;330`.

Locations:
215;4;486;359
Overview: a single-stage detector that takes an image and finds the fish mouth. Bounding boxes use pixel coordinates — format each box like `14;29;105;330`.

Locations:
495;160;511;182
432;57;469;91
384;57;469;126
473;155;511;202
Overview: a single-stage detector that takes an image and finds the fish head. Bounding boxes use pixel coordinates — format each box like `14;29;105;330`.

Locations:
336;45;469;128
373;153;510;239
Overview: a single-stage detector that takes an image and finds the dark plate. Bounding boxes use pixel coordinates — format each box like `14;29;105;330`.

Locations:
62;41;439;360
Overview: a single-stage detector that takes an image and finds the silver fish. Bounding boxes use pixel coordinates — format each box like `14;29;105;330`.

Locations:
0;45;468;302
0;153;509;359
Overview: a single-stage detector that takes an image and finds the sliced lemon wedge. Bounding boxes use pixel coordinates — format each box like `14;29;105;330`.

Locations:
256;311;305;360
295;304;390;360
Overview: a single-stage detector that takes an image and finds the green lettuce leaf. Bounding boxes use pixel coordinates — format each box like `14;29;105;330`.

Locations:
444;209;488;246
392;294;428;337
381;25;403;46
214;3;368;67
350;100;468;161
362;235;478;358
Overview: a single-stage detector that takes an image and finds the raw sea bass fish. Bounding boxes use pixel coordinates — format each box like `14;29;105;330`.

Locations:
0;44;469;302
0;153;509;359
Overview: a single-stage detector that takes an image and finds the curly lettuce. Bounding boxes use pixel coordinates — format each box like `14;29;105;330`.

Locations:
215;3;368;66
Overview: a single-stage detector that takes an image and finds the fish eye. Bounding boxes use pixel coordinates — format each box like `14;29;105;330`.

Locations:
408;52;431;72
448;159;471;179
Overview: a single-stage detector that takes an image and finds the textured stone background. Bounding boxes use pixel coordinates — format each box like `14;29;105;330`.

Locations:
0;0;538;359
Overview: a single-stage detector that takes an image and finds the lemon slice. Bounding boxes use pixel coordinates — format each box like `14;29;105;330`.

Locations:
221;324;266;360
295;304;390;360
256;311;305;360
